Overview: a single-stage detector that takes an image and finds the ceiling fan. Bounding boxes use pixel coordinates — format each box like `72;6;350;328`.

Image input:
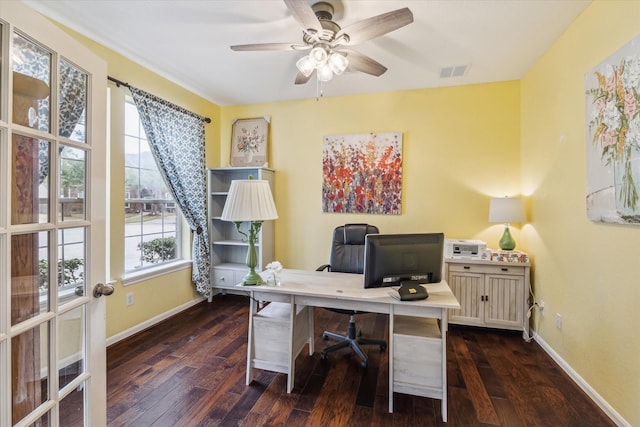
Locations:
230;0;414;85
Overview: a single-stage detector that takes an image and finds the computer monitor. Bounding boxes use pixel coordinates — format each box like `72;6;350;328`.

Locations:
363;233;445;288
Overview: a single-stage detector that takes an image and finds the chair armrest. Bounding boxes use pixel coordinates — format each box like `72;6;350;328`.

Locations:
316;264;331;272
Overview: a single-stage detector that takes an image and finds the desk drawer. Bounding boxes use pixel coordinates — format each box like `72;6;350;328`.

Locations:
252;302;310;367
448;263;525;276
393;316;442;397
212;267;244;288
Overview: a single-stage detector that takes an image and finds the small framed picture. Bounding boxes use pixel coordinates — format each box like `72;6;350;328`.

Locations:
230;117;269;167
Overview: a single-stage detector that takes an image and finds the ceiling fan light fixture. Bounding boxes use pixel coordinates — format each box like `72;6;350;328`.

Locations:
230;2;415;92
296;56;315;77
317;63;334;82
328;52;348;75
309;46;328;66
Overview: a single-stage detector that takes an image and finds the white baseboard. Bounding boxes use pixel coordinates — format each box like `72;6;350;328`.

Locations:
106;296;206;347
533;333;630;427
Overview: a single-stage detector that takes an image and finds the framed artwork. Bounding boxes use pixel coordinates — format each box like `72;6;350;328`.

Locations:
230;117;269;167
322;132;402;215
585;34;640;224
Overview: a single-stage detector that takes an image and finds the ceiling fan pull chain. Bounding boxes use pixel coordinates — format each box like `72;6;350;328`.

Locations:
316;77;324;101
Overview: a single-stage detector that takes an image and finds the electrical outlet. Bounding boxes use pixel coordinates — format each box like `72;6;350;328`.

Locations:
556;313;562;329
126;292;134;306
538;300;545;315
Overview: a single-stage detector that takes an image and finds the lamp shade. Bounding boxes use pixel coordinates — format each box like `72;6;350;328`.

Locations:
489;197;525;223
221;179;278;222
296;56;315;77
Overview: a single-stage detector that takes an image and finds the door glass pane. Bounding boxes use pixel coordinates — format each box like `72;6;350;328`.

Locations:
59;146;86;221
59;306;85;389
12;134;49;225
11;231;49;325
59;385;84;426
13;32;51;132
59;59;87;143
0;23;3;119
11;322;49;425
58;227;86;304
29;412;51;427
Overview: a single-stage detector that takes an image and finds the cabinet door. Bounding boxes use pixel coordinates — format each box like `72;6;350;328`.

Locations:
448;271;483;325
484;274;524;329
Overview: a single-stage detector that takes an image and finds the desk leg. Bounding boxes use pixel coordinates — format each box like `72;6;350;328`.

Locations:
246;294;256;386
307;306;314;355
388;305;394;413
287;295;295;393
441;308;448;422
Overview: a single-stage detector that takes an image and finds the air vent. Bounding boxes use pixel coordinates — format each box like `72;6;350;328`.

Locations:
440;65;469;78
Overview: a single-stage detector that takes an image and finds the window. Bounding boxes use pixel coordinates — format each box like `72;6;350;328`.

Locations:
124;98;181;272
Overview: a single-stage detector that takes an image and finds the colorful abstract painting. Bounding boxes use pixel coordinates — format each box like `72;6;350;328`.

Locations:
322;132;402;214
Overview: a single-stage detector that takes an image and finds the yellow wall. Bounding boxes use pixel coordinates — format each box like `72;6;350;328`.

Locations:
48;2;639;423
221;82;522;269
521;1;639;424
55;26;222;339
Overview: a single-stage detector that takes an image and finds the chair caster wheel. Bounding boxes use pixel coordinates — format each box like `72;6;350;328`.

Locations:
320;352;328;360
360;361;367;368
322;333;329;340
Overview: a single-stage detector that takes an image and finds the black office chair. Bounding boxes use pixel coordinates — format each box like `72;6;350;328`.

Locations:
316;224;387;368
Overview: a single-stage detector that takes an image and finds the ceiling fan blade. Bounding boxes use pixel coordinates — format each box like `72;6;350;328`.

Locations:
336;8;413;45
230;43;307;51
341;49;388;77
284;0;323;36
295;71;312;85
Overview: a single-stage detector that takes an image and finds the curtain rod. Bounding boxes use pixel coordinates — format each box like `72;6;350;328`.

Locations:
107;76;211;124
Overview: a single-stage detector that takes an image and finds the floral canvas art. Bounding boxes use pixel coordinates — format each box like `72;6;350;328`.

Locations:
586;35;640;224
230;117;269;167
322;132;402;215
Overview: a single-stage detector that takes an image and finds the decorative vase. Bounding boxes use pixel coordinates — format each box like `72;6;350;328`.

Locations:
244;150;254;164
613;146;640;221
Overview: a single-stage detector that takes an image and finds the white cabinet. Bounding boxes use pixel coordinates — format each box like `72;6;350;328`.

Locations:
208;167;275;296
445;258;530;336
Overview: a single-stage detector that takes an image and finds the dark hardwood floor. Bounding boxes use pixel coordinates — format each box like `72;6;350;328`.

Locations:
106;294;615;427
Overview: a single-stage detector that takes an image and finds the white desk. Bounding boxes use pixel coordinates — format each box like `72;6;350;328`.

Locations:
217;268;460;421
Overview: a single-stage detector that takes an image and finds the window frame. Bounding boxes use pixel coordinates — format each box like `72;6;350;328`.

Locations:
121;96;185;280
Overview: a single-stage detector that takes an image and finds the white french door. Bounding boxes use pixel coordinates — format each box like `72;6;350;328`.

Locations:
1;1;108;426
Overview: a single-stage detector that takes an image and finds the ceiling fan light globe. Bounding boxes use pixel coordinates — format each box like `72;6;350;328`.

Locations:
296;56;315;77
317;63;334;82
309;46;328;66
328;53;348;75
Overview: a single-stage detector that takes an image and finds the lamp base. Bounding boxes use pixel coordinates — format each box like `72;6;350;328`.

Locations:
498;226;516;251
241;269;263;286
241;221;263;285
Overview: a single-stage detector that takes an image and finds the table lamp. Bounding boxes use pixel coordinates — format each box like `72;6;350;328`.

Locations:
221;178;278;285
489;196;525;251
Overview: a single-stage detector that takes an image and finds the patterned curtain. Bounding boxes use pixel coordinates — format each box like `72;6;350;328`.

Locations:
130;87;211;296
59;59;87;139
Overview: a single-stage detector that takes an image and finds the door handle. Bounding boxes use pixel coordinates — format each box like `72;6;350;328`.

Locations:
93;283;115;298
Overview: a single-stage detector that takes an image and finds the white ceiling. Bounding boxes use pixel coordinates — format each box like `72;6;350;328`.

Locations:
24;0;590;106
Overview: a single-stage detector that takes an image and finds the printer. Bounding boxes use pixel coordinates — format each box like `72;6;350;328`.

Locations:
444;239;487;259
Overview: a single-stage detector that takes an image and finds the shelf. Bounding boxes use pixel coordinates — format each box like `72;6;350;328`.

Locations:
212;239;249;246
215;262;247;270
208;167;275;300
